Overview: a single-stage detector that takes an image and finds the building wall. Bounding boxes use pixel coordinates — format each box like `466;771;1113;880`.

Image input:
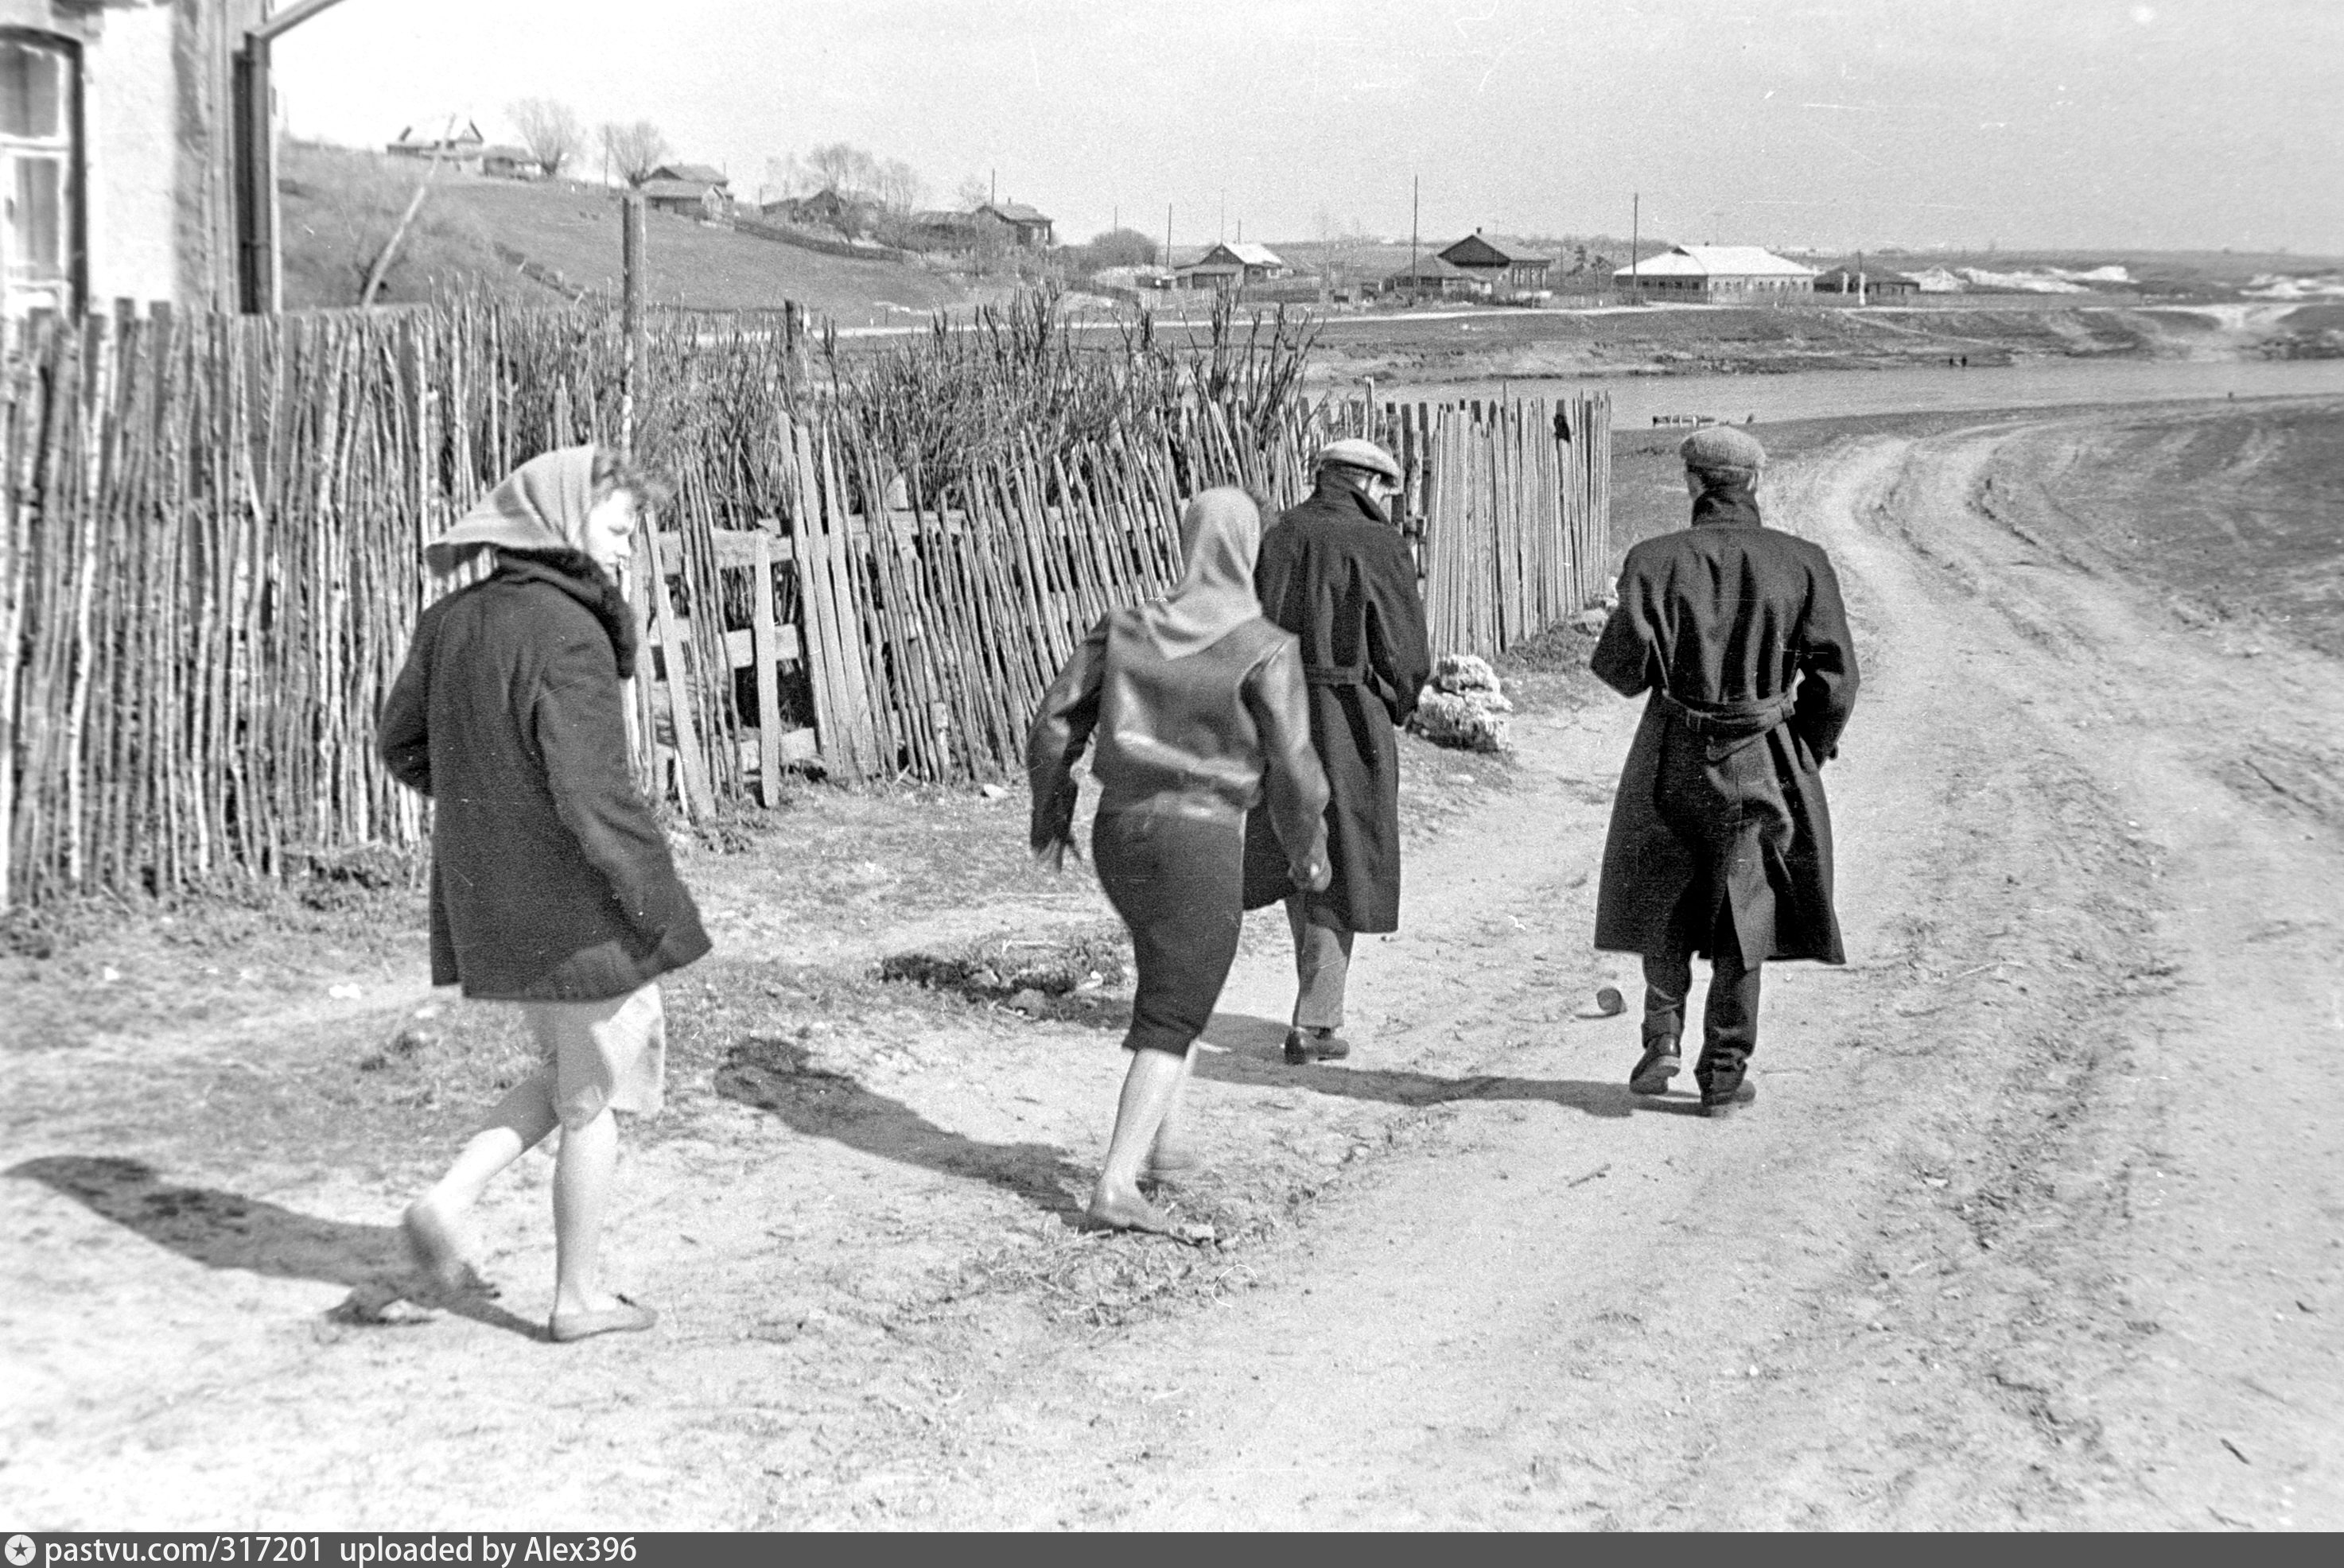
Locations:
0;2;256;314
175;0;267;312
84;1;177;305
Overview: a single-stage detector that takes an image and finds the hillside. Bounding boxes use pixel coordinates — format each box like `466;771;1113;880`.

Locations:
280;143;989;323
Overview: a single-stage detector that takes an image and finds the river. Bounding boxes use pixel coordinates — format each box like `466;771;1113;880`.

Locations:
1369;357;2344;429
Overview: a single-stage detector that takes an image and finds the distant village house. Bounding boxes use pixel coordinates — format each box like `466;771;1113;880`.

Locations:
640;163;731;220
1615;245;1817;297
1813;266;1919;298
1382;253;1479;298
1436;232;1551;296
387;118;485;165
974;200;1053;250
1177;241;1289;290
764;187;871;235
904;208;978;253
476;146;541;180
648;162;729;190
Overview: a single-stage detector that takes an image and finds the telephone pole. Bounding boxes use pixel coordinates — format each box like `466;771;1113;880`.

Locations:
1409;174;1420;305
1630;192;1639;298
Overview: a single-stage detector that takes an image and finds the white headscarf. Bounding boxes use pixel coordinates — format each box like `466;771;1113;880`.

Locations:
424;445;599;575
1128;487;1264;659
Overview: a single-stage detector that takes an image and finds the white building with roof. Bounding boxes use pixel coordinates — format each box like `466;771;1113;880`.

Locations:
1615;245;1817;297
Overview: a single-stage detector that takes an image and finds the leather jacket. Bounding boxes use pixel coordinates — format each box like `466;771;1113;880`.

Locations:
1028;608;1330;881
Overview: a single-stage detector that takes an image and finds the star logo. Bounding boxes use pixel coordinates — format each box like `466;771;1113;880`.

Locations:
5;1535;36;1567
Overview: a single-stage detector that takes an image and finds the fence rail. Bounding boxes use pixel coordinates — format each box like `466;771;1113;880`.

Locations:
1;301;1606;910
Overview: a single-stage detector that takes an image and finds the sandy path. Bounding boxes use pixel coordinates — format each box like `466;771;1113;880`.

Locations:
877;414;2344;1528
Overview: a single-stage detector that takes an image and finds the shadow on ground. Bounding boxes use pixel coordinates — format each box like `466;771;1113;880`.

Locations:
714;1037;1090;1219
1195;1011;1701;1119
7;1155;544;1337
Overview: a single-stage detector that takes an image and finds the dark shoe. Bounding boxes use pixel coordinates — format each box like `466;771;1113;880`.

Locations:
1697;1062;1756;1118
1283;1027;1350;1064
1629;1042;1681;1096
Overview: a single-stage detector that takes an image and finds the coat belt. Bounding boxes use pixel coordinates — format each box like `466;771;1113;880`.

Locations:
1655;689;1801;763
1654;688;1798;737
1304;662;1369;687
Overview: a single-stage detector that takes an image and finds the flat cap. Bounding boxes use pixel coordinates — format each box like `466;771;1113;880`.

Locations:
1679;424;1767;474
1315;437;1402;483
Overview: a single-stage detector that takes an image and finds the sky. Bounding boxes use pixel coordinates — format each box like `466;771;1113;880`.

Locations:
274;0;2344;256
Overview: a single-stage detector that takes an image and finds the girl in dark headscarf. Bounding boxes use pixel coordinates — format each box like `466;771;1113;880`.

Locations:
1029;488;1331;1240
379;445;709;1341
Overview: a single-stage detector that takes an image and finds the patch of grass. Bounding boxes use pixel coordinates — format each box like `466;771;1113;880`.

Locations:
876;925;1129;999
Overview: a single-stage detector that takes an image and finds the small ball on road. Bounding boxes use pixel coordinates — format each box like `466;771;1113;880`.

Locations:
1595;985;1625;1015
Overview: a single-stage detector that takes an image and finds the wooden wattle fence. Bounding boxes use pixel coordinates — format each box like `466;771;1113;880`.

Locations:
0;300;1607;910
1378;391;1611;657
640;387;1608;812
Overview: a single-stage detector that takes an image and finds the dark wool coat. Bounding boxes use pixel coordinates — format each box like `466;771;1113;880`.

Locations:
379;552;710;1001
1590;483;1859;966
1242;475;1432;933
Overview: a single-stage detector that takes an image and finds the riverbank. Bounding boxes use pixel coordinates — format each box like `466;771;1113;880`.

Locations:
1289;299;2340;394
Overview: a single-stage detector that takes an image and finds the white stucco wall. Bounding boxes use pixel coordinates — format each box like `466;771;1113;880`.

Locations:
82;2;181;305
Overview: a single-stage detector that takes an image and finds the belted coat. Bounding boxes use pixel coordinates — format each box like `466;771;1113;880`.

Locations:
1590;484;1859;966
1242;476;1433;933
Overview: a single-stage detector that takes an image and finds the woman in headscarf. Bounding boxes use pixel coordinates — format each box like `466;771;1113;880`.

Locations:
1028;487;1331;1240
379;445;710;1342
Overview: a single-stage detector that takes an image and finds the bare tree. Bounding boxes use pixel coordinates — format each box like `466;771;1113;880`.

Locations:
874;157;925;215
954;173;991;212
597;120;670;185
760;153;822;205
805;141;878;196
508;99;582;179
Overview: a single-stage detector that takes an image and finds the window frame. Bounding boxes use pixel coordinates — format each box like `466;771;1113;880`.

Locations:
0;26;86;317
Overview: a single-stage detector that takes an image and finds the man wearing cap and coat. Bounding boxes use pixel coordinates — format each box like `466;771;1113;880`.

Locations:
1244;439;1433;1064
1591;425;1858;1116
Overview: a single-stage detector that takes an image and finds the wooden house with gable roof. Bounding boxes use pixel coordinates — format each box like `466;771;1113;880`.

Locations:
1436;231;1551;296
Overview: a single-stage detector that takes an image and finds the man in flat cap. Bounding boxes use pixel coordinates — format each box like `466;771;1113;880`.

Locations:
1590;425;1859;1115
1246;438;1432;1063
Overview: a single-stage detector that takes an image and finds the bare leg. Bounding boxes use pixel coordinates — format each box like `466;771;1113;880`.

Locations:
1147;1046;1203;1178
551;1107;622;1317
406;1073;560;1289
1087;1046;1208;1238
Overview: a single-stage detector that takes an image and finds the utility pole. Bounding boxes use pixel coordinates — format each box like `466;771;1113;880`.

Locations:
1630;192;1639;299
621;194;645;460
1409;174;1420;305
1219;188;1226;244
1165;203;1173;279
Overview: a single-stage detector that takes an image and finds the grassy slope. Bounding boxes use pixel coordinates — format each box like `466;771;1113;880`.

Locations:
430;179;981;322
280;142;983;322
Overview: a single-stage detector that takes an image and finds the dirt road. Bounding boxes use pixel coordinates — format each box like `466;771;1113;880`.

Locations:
845;410;2342;1528
6;407;2339;1528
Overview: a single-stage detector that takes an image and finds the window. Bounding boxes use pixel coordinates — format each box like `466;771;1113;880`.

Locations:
1;32;79;316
